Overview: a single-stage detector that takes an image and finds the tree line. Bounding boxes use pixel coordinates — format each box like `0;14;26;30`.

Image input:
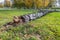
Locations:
14;0;52;9
0;0;55;9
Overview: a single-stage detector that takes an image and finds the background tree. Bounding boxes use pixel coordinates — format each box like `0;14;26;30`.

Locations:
14;0;52;9
45;0;50;7
14;0;25;8
34;0;44;9
5;0;13;7
0;3;4;8
24;0;33;8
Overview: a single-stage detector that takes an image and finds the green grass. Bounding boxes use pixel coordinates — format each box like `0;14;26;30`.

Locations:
0;9;36;26
29;12;60;40
0;10;60;40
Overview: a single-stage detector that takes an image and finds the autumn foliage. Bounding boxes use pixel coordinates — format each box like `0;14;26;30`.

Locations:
5;0;13;7
0;4;4;8
0;0;51;8
14;0;51;8
24;0;33;8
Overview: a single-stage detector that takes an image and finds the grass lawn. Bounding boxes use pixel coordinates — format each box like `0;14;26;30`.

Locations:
0;9;36;26
0;10;60;40
29;12;60;40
